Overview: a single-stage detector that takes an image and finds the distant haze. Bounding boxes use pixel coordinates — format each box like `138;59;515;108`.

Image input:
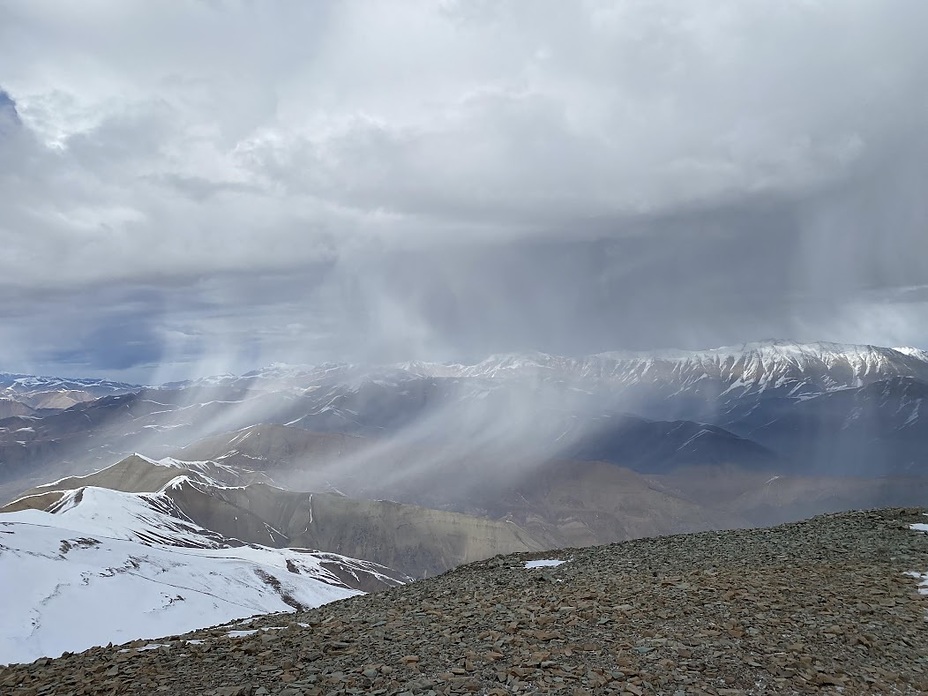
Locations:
1;1;927;382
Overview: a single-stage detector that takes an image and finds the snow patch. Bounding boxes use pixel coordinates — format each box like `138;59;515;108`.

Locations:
524;559;566;569
908;521;928;600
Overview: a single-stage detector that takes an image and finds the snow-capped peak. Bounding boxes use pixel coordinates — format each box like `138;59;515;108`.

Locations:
893;346;928;361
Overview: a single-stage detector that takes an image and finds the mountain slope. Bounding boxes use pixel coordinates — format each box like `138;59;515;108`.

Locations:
0;486;406;665
6;451;752;577
167;479;552;578
6;455;555;578
2;508;925;692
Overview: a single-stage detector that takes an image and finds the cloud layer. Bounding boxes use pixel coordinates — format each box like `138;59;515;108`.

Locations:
1;1;927;379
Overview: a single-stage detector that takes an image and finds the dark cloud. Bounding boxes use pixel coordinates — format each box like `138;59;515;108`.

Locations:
49;321;163;371
0;88;20;126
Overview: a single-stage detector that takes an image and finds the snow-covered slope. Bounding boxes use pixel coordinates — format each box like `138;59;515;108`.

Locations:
0;485;405;665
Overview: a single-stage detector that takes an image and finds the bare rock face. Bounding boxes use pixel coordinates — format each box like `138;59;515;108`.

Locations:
3;507;927;694
157;479;553;579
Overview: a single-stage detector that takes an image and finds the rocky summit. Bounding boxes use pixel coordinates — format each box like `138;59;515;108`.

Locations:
3;508;928;696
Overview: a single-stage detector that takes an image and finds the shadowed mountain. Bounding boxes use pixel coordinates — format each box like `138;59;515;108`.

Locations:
164;422;926;545
175;425;372;476
557;414;777;473
742;376;928;475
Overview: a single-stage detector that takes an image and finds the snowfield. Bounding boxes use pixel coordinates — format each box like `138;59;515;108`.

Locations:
0;486;398;665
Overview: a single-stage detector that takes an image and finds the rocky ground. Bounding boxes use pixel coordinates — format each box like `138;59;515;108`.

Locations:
3;508;927;695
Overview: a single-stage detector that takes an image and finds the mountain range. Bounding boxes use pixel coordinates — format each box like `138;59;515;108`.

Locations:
2;340;928;662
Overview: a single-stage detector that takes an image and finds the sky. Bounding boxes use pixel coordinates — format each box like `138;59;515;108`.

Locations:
1;0;928;383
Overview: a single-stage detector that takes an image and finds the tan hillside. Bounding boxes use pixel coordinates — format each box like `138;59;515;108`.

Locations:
6;454;268;503
167;479;552;578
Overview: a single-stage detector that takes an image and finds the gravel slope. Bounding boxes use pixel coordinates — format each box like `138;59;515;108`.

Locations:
3;508;927;695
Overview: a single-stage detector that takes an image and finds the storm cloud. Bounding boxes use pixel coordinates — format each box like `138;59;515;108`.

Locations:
1;0;927;380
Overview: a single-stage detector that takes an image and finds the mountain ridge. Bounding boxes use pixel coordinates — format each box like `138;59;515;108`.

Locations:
4;455;556;578
12;339;918;392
